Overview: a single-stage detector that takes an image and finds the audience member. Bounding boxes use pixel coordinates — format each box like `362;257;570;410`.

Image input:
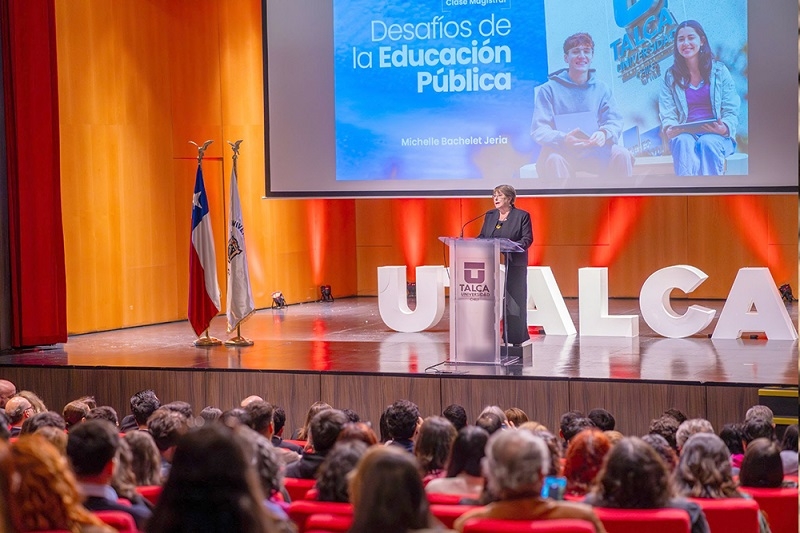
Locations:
271;405;303;453
563;429;611;496
561;416;596;448
415;416;457;483
85;406;120;427
285;408;347;479
426;425;489;499
220;407;250;426
779;423;798;475
337;421;379;447
480;405;510;426
588;408;616;431
199;406;222;423
673;433;770;533
234;425;291;519
379;406;392;443
66;420;152;529
739;438;791;488
585;437;709;533
163;400;193;419
123;389;160;432
0;379;16;408
341;408;360;423
5;396;33;436
147;424;291;533
1;436;112;532
529;429;563;477
385;399;422;452
518;420;548;433
63;399;91;430
641;433;678;472
18;390;47;414
745;405;774;426
475;412;503;435
454;431;606;532
663;407;688;425
718;423;745;464
504;407;529;427
293;401;332;441
34;425;68;455
147;408;190;479
77;395;97;410
125;430;162;486
675;418;714;452
241;394;264;407
245;400;300;466
742;417;775;447
443;403;468;431
112;436;154;510
0;411;9;441
349;446;447;533
20;410;66;435
603;430;623;445
559;410;584;444
649;414;680;452
316;440;368;502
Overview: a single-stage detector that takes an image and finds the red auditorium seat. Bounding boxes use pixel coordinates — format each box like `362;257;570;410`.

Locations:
134;484;162;506
462;517;596;532
426;492;472;505
429;504;480;529
304;513;353;533
592;507;690;533
284;477;316;502
93;510;137;532
287;500;353;533
689;497;760;533
739;486;799;533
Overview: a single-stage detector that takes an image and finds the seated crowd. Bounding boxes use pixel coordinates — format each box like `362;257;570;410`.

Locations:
0;377;795;532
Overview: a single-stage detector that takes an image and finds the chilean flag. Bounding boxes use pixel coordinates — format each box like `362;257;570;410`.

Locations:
188;164;221;336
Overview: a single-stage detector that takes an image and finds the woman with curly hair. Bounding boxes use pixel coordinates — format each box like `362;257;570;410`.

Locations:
1;435;112;532
586;437;709;533
563;429;610;496
673;433;770;533
316;440;367;502
414;416;457;484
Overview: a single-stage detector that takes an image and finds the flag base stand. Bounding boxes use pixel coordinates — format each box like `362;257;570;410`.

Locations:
194;330;222;347
225;335;253;346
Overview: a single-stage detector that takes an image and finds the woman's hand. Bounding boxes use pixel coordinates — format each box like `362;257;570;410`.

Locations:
587;130;606;147
701;120;729;136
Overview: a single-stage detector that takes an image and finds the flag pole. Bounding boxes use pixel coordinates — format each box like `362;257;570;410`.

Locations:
224;139;254;347
190;140;222;347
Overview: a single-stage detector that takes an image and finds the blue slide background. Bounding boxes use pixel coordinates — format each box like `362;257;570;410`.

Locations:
333;0;547;181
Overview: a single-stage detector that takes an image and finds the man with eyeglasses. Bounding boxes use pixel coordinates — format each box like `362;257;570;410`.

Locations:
5;395;33;437
531;32;633;179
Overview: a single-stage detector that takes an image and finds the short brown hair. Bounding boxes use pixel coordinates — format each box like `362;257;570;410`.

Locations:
563;33;594;54
492;184;517;206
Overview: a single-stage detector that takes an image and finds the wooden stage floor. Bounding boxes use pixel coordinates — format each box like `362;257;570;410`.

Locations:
0;297;796;387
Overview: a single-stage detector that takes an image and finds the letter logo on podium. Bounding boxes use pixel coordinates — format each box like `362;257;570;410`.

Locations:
464;262;485;283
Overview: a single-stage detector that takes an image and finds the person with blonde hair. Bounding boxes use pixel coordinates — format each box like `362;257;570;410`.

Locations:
1;435;112;532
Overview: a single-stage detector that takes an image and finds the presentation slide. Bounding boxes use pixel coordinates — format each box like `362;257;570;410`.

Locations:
263;0;798;197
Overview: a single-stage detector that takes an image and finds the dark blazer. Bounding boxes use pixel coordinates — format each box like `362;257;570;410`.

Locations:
477;207;533;267
84;495;152;529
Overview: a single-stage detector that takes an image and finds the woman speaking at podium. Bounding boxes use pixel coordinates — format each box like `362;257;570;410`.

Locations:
477;184;533;346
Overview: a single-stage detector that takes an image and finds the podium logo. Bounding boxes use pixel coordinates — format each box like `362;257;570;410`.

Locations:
460;261;491;300
463;262;485;284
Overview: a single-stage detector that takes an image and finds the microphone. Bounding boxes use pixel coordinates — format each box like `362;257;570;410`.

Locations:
460;209;494;238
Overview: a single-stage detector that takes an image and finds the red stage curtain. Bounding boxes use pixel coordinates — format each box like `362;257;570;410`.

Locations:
1;0;66;346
